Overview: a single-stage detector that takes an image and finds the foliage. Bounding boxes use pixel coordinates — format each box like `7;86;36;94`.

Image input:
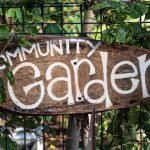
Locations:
91;1;150;149
0;61;14;103
0;0;149;149
91;1;150;48
0;25;10;40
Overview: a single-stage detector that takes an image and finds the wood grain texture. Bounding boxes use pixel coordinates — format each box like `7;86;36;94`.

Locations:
0;35;149;115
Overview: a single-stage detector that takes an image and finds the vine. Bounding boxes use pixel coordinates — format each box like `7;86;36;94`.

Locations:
0;0;149;149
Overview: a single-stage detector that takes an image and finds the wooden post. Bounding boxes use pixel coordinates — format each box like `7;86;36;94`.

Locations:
66;9;96;150
66;115;80;150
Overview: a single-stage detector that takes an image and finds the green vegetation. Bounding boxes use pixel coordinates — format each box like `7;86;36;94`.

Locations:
0;0;149;149
92;1;150;47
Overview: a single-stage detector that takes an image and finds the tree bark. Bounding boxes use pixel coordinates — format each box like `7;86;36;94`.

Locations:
83;10;95;37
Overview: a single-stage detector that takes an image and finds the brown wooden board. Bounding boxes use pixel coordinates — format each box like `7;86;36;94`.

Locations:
0;35;150;115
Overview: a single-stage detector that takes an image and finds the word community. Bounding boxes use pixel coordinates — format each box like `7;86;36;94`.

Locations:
0;38;149;110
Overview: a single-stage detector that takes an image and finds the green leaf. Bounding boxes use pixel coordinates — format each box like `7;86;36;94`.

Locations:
7;8;15;18
145;6;150;20
129;23;142;35
24;11;34;23
128;107;140;125
3;67;14;85
92;1;121;10
25;117;37;129
127;3;148;19
0;78;5;89
7;116;22;127
32;8;42;22
142;37;150;49
116;9;128;22
0;25;10;40
0;136;17;150
15;8;22;21
45;116;52;122
102;29;115;44
18;37;32;47
92;1;111;10
25;25;38;36
109;1;122;9
116;27;128;43
7;137;17;150
33;7;41;16
0;77;6;103
44;24;62;33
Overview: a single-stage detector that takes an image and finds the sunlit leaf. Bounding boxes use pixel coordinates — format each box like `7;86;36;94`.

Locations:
7;8;15;18
18;37;32;47
102;29;115;44
116;27;127;43
25;25;38;36
127;3;148;19
15;8;22;21
3;67;14;85
44;24;62;33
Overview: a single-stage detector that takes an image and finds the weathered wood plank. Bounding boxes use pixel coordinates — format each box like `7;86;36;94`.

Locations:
0;35;149;115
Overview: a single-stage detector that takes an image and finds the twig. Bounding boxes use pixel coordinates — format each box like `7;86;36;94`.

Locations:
0;33;15;55
111;141;150;150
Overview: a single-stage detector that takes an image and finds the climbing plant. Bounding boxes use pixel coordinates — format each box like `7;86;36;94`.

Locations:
0;0;149;149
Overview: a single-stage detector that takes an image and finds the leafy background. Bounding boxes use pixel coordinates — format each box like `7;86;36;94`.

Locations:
0;0;149;149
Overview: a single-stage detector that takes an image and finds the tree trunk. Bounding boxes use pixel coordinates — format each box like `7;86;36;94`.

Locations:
83;10;95;37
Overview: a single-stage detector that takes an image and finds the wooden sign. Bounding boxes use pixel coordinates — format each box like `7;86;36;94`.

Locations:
0;35;150;115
